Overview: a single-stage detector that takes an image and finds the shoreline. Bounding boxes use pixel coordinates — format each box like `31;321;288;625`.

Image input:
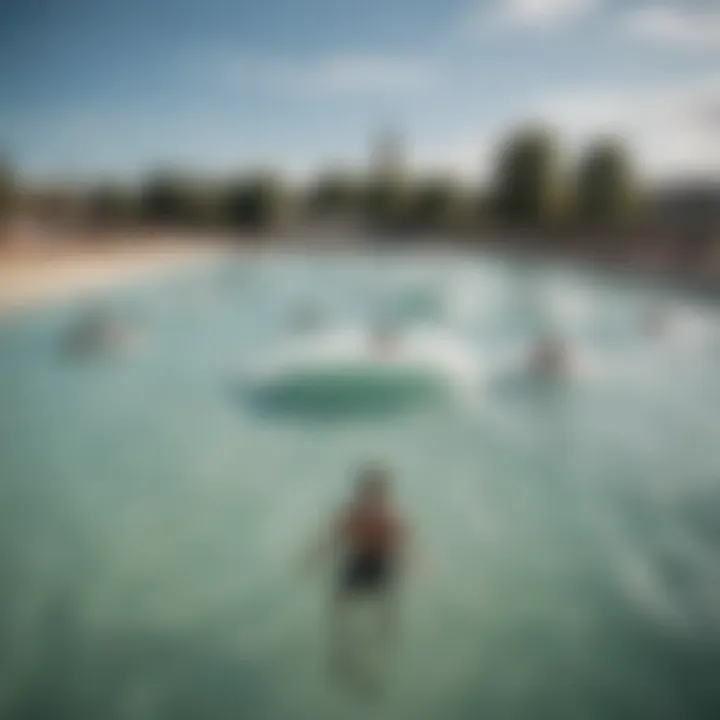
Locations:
0;227;717;318
0;229;230;317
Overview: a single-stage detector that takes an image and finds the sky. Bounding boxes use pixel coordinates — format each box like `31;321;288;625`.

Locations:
0;0;718;184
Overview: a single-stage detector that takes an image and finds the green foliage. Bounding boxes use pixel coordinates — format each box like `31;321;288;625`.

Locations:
88;185;137;226
140;173;218;226
6;124;643;237
0;159;15;223
222;173;287;230
492;126;560;228
575;137;636;227
309;171;362;216
364;176;411;229
409;177;467;230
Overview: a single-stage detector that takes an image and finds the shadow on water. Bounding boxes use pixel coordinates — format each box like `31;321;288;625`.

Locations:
230;378;448;422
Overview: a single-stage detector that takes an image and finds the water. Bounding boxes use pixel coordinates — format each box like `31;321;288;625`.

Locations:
1;250;719;720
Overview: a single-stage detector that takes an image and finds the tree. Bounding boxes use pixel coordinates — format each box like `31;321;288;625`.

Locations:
222;173;287;230
575;137;636;227
31;185;81;224
0;159;15;228
87;184;137;227
492;126;561;229
408;177;468;230
364;176;411;230
140;172;218;226
308;170;362;218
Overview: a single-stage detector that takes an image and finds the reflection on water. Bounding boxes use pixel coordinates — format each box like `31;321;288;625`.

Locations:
0;251;719;720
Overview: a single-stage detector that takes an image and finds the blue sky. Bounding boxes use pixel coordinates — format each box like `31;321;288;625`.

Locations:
1;0;718;182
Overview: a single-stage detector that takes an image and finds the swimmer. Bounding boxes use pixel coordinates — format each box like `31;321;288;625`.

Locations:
527;333;569;378
306;465;408;691
65;309;138;357
65;310;109;355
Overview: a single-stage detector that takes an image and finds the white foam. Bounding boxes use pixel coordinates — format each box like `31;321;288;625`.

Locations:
249;325;483;391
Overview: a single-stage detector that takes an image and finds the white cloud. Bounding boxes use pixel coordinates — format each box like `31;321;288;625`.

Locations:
414;137;495;180
622;6;720;52
410;75;720;183
463;0;598;33
532;75;720;180
501;0;597;26
217;54;436;95
306;56;436;93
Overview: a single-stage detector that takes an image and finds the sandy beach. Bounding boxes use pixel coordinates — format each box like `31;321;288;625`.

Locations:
0;227;228;316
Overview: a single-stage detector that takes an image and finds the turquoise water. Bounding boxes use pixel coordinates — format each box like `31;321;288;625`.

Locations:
1;251;719;720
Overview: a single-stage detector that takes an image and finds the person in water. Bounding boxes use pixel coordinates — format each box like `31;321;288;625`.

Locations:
66;308;131;356
308;465;408;687
528;332;569;377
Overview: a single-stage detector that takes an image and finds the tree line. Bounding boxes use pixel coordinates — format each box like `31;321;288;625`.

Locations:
0;126;639;235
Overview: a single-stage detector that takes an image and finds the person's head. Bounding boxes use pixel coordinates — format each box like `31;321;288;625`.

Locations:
355;463;390;508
